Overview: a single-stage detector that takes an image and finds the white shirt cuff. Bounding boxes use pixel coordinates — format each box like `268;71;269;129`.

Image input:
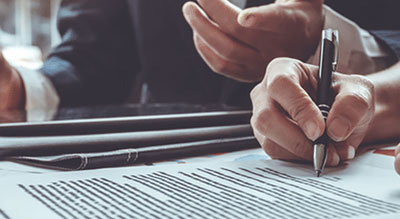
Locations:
16;67;60;122
308;5;389;74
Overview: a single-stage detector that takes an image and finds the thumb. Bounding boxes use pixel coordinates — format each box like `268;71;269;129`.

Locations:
326;75;374;142
237;3;305;33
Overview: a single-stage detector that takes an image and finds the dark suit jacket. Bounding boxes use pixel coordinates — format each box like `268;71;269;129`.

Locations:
41;0;400;108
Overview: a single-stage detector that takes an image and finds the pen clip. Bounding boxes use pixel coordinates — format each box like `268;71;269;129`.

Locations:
331;30;339;72
322;29;339;72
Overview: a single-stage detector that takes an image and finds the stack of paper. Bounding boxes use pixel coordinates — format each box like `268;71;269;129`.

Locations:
1;158;399;219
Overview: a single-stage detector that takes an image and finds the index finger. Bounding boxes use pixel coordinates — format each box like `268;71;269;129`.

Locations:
238;3;307;33
266;58;325;141
197;0;250;37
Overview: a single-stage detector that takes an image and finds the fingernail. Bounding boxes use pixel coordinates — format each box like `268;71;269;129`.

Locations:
237;12;253;26
331;152;340;166
347;146;356;160
328;117;351;142
304;121;321;141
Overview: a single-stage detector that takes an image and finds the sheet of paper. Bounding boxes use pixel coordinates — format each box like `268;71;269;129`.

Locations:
0;161;57;178
1;159;400;219
355;146;397;170
153;148;269;165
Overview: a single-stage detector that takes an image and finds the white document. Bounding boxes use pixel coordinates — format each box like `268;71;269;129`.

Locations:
1;159;400;219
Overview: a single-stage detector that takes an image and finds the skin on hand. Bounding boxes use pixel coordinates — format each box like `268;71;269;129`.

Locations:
250;57;375;166
0;52;25;111
182;0;323;82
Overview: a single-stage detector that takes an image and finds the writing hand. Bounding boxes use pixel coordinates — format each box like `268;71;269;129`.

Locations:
182;0;323;82
251;58;375;166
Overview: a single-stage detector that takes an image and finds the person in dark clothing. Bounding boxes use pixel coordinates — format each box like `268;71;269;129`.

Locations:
1;0;398;111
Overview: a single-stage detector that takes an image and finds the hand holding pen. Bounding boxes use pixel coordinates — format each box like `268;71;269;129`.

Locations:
250;55;375;171
313;29;339;176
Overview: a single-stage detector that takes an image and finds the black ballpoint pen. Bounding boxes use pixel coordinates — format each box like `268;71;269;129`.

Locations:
313;29;339;177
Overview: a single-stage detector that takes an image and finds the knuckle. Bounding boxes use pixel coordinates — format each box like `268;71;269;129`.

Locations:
251;108;271;131
266;57;300;79
353;93;370;109
274;8;296;29
268;57;293;69
261;139;280;159
353;74;374;88
261;112;274;132
211;60;230;74
290;139;308;158
288;97;313;122
193;35;207;52
193;34;201;46
222;44;237;60
341;92;371;112
273;7;287;20
250;115;258;129
347;75;374;101
230;24;243;36
267;73;296;94
250;83;266;101
250;85;260;100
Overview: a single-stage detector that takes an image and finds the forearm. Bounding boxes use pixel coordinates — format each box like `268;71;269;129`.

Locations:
364;62;400;143
44;0;138;106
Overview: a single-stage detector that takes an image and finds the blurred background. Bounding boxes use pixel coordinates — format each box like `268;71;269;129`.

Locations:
0;0;60;70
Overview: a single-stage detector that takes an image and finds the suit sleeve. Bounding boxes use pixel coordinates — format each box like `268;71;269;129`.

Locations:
41;0;140;106
371;31;400;61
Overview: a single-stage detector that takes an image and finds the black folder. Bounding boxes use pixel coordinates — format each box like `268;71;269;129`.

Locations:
0;111;251;136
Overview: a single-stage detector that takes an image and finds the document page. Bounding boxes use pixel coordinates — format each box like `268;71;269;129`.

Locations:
1;160;400;219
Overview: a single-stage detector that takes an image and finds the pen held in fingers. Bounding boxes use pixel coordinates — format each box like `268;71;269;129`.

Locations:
313;143;327;177
313;29;338;176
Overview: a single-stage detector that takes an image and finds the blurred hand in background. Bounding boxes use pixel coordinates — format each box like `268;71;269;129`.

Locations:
183;0;323;82
0;52;25;111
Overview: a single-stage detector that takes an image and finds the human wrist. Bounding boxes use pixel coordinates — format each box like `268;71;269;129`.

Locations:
364;65;400;142
367;63;400;112
0;68;26;110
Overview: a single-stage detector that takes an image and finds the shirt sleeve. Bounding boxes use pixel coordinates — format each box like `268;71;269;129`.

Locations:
16;67;60;122
307;5;392;74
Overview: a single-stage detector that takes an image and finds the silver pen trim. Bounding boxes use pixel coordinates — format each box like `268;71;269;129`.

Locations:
313;143;328;177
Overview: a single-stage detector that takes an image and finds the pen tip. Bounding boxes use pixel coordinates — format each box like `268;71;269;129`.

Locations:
316;170;321;177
